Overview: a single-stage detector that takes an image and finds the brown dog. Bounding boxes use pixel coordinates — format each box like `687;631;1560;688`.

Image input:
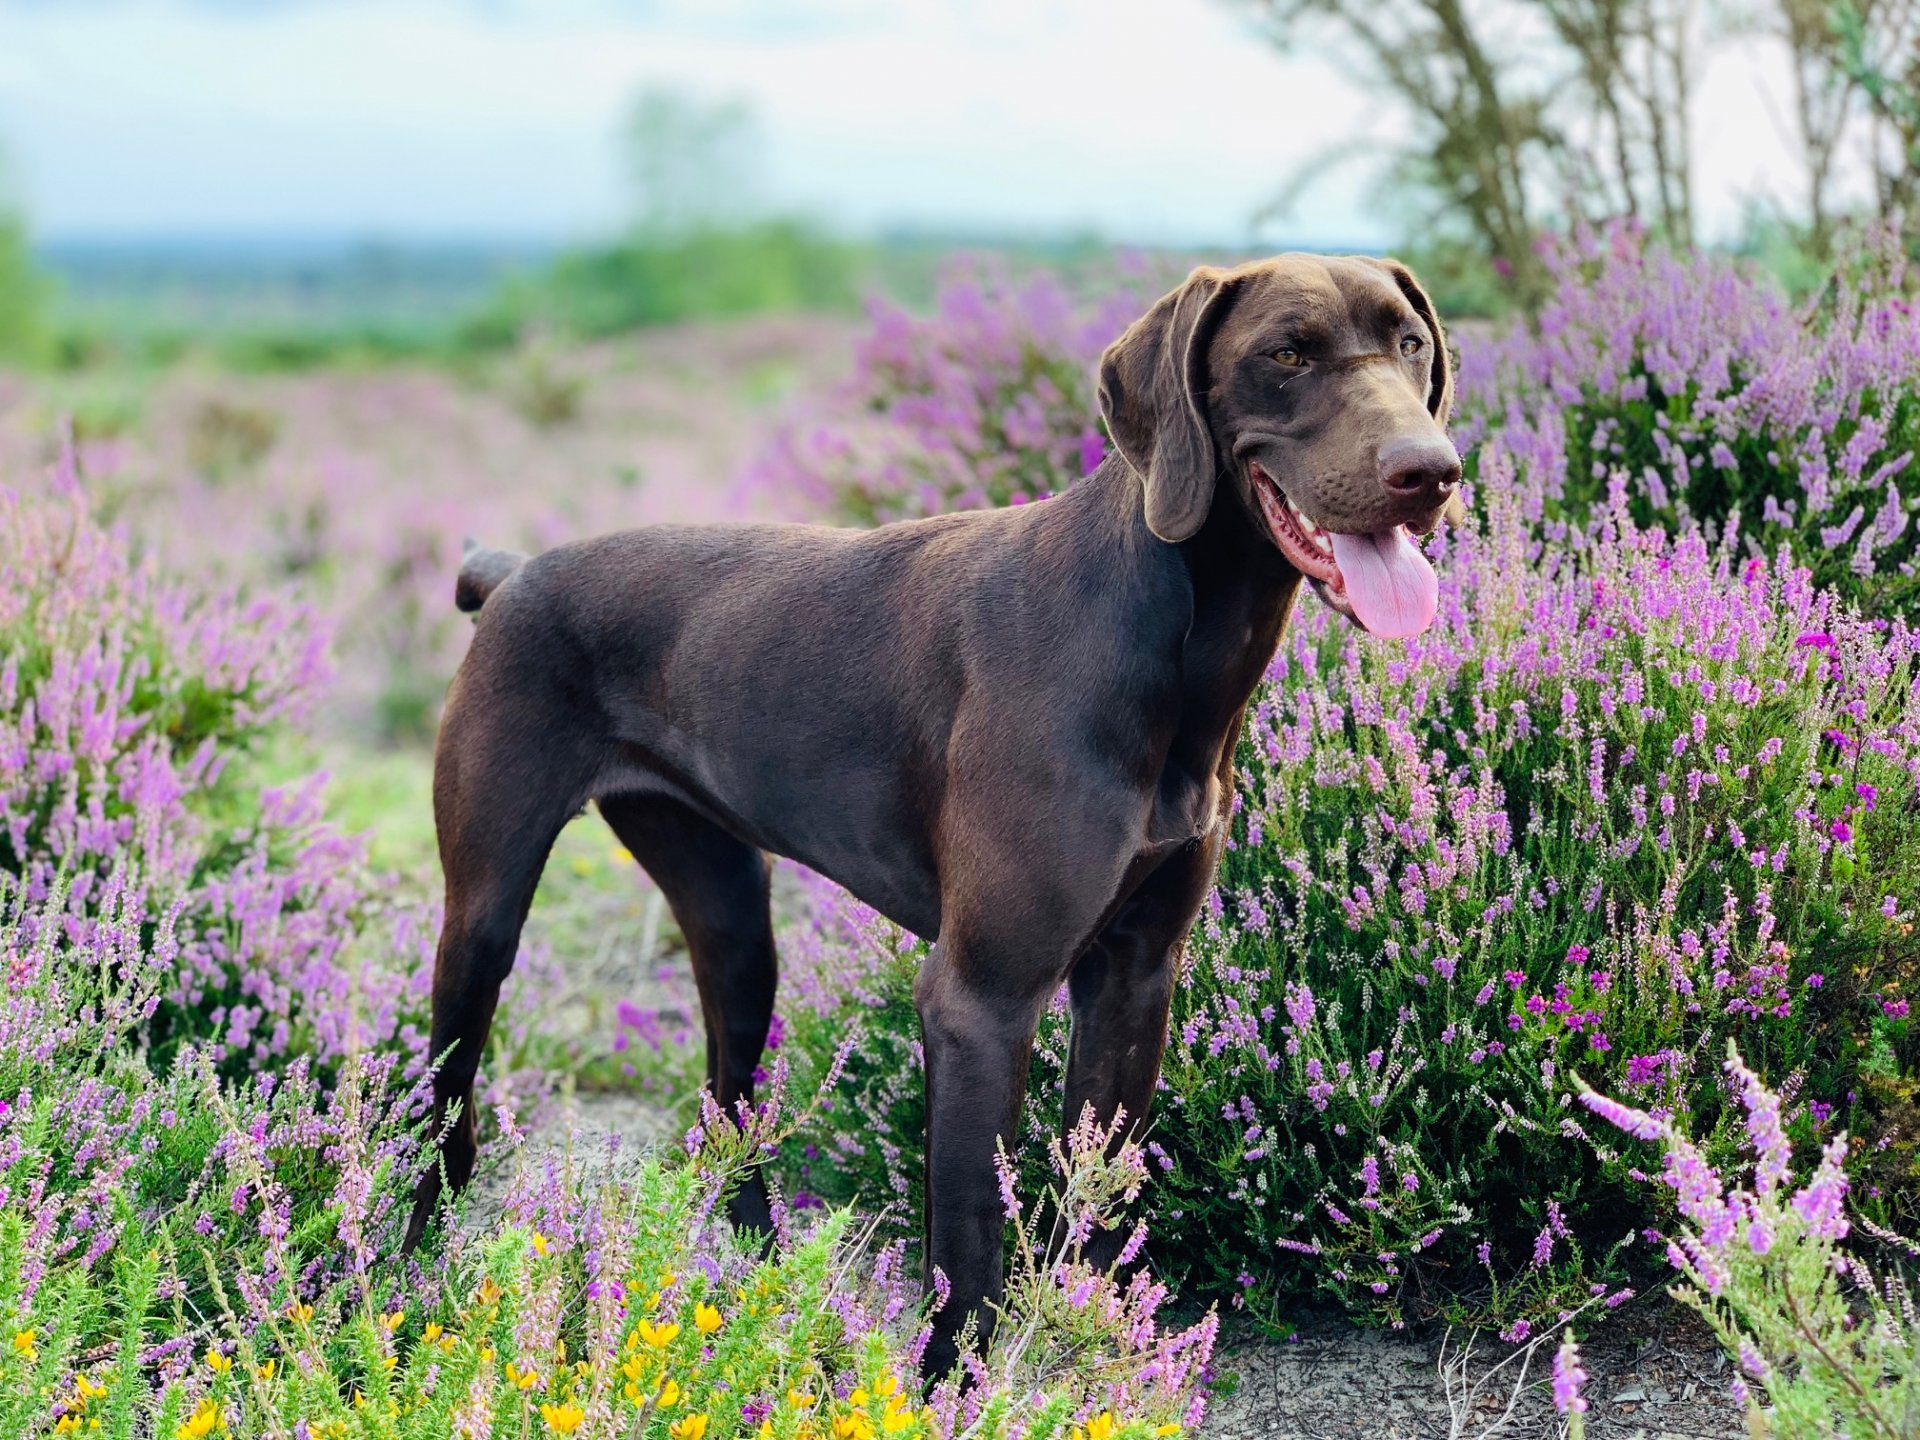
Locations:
405;255;1460;1376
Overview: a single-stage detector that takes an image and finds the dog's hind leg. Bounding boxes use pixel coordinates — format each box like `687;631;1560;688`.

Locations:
404;691;590;1253
598;793;779;1236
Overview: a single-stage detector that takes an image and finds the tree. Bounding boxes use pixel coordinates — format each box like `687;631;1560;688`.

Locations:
1246;0;1708;305
1536;0;1696;242
622;87;765;238
1833;0;1920;225
1246;0;1560;305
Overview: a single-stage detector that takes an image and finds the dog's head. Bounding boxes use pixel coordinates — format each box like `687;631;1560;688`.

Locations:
1099;254;1461;639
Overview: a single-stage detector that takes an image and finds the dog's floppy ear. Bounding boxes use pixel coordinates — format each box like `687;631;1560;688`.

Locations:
1098;266;1237;544
1372;258;1453;428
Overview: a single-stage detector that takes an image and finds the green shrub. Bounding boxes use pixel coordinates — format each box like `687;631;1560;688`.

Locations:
492;221;861;341
746;469;1920;1334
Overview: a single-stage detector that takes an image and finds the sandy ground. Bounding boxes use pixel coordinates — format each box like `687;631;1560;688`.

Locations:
1206;1303;1744;1439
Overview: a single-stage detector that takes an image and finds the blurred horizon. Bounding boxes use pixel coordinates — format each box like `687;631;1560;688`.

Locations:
0;0;1381;252
0;0;1833;254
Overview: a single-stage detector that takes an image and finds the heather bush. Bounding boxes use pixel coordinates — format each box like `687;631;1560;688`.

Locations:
0;444;579;1101
0;448;421;1072
0;875;1212;1440
1159;469;1920;1325
1578;1044;1920;1438
742;263;1161;524
1457;222;1920;613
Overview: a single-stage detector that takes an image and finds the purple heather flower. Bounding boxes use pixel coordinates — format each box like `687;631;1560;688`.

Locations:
1552;1335;1589;1415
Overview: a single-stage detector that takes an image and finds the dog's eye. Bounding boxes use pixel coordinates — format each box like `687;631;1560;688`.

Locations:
1274;347;1306;367
1399;335;1423;357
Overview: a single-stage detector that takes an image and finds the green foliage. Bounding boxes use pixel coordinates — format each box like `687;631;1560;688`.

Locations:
491;221;861;341
0;210;50;367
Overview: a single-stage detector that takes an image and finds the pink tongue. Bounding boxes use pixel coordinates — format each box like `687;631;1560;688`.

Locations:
1328;528;1439;639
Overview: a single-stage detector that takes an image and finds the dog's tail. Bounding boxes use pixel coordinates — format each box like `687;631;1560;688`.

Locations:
454;538;528;614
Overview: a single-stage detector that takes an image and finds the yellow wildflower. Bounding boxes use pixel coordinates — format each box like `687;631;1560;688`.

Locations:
883;1407;916;1434
788;1389;818;1409
204;1348;232;1376
423;1322;443;1344
382;1354;398;1371
539;1402;586;1434
56;1418;82;1435
477;1278;503;1306
833;1414;876;1440
693;1304;722;1335
1073;1416;1117;1440
637;1319;681;1349
12;1329;36;1360
505;1361;541;1391
287;1302;313;1324
531;1232;552;1257
1155;1427;1182;1437
75;1375;108;1402
380;1310;405;1333
655;1377;682;1407
255;1359;276;1381
175;1399;222;1440
668;1415;709;1440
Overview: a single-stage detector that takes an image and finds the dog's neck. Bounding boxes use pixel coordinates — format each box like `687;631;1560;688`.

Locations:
1066;455;1301;744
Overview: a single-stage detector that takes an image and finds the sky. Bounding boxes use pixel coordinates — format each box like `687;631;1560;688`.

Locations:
0;0;1833;249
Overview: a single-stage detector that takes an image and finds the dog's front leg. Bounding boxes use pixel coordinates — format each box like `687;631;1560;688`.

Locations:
913;946;1052;1381
1060;824;1223;1271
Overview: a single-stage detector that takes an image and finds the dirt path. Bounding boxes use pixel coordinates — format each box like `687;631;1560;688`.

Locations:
1206;1304;1742;1439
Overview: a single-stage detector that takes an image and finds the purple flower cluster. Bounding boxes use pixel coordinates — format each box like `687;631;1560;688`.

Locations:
0;446;448;1069
1583;1043;1857;1296
742;258;1168;524
1456;220;1920;608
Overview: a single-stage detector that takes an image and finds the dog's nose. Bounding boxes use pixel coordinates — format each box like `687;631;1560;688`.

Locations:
1378;435;1462;503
